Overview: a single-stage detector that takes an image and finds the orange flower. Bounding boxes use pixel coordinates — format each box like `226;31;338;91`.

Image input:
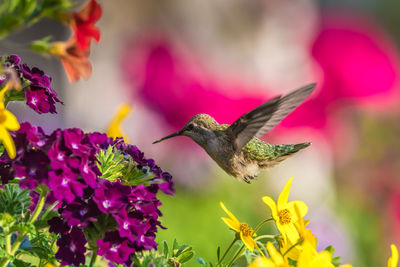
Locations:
50;37;92;82
71;0;102;50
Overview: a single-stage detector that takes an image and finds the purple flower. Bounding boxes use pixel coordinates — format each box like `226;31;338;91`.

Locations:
25;89;52;114
1;121;175;266
79;156;98;188
3;55;63;114
97;231;135;264
6;54;21;66
93;180;130;214
61;199;100;227
113;208;144;242
48;169;85;203
48;217;71;235
63;129;90;157
48;143;68;170
13;150;50;189
55;227;87;267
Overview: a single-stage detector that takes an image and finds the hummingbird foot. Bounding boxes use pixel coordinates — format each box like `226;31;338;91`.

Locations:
243;175;257;184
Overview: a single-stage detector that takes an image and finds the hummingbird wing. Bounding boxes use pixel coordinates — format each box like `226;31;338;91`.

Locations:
227;83;316;150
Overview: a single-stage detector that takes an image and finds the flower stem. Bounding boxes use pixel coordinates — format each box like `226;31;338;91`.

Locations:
282;238;303;257
227;244;245;267
217;237;238;266
5;234;11;253
89;249;98;267
254;234;275;241
29;189;47;224
254;218;274;234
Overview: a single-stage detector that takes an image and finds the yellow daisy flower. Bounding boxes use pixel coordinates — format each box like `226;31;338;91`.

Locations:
297;242;334;267
248;257;275;267
106;103;132;143
0;85;20;159
279;203;318;260
262;177;308;244
388;244;399;267
220;202;258;252
248;242;289;267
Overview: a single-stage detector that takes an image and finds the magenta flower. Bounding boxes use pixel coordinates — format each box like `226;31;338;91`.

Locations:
48;168;84;203
279;13;399;131
0;122;174;266
93;180;130;214
97;231;135;264
122;38;268;129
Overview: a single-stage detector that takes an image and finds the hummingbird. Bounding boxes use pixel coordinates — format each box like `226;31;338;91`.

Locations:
153;83;316;183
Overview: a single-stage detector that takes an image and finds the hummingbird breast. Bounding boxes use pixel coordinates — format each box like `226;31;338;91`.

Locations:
202;134;260;180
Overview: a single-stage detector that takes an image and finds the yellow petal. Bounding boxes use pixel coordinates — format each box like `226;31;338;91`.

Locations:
388;244;399;267
220;202;240;224
106;104;132;142
240;232;255;252
278;177;293;208
262;196;278;219
221;217;240;232
248;257;275;267
287;201;308;222
266;242;285;265
297;242;318;267
310;251;334;267
0;127;16;159
278;224;300;245
3;109;20;131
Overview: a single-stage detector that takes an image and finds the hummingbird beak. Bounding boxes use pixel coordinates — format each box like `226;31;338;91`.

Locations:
152;130;183;144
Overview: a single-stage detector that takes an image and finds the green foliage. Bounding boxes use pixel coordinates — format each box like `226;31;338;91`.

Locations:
0;0;75;39
132;238;195;267
0;185;58;267
0;184;31;216
96;145;156;186
324;245;342;267
28;36;54;56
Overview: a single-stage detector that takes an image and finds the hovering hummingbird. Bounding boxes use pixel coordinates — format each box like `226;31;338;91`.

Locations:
153;83;316;183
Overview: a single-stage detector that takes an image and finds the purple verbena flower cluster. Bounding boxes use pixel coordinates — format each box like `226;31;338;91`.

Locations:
2;54;62;114
0;122;174;266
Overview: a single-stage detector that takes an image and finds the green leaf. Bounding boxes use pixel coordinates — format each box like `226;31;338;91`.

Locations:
12;258;33;267
29;36;53;56
163;240;169;258
176;251;194;263
324;245;335;255
172;238;179;253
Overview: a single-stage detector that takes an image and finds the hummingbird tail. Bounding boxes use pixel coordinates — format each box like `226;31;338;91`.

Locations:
270;142;311;164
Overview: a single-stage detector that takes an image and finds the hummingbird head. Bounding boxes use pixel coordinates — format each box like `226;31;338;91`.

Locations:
152;114;219;145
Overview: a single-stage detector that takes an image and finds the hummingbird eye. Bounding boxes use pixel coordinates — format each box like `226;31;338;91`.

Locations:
186;124;194;131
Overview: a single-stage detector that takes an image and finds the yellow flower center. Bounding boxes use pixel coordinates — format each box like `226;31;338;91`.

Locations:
278;209;291;225
0;111;7;124
239;223;253;237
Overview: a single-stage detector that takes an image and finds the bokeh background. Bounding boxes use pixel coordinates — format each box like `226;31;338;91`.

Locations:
2;0;400;266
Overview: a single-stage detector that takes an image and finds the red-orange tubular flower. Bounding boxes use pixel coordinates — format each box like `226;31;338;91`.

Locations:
50;37;92;82
71;0;102;50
